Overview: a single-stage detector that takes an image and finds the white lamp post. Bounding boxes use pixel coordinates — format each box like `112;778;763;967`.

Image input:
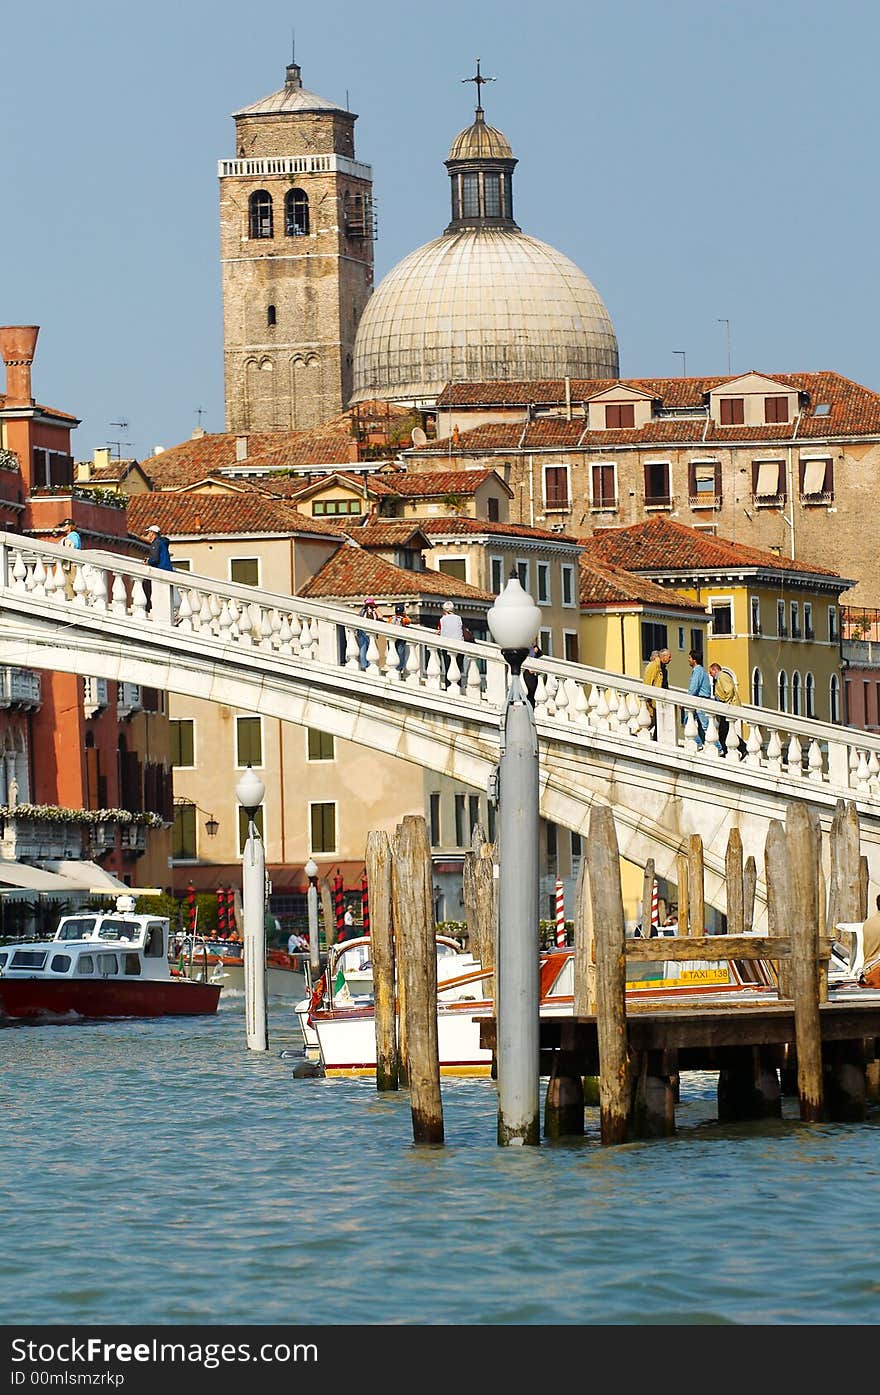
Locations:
304;856;321;982
486;571;542;1146
236;764;267;1052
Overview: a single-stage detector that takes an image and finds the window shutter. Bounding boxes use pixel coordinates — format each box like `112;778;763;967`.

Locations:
688;462;697;497
713;462;722;500
86;747;100;811
801;458;827;495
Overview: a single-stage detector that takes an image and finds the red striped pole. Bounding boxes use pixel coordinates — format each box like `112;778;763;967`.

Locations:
361;870;370;936
555;877;565;947
226;886;237;939
216;887;227;938
333;873;344;936
651;879;659;933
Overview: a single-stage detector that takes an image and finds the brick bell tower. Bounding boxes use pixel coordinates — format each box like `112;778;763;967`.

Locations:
219;58;374;432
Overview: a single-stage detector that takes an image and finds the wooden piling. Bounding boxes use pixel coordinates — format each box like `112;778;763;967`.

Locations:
544;1051;585;1138
676;851;689;937
859;855;869;921
717;1046;781;1121
365;828;398;1093
826;799;844;935
786;802;825;1122
743;855;757;933
687;834;704;935
319;877;336;949
462;850;477;959
391;825;408;1085
765;819;790;999
725;827;744;936
473;845;496;1004
585;805;631;1145
573;855;595;1017
392;815;443;1143
632;1049;675;1137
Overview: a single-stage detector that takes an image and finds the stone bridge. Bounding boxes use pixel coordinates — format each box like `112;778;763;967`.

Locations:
3;531;880;930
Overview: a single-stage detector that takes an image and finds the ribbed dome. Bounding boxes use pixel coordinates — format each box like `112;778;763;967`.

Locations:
447;117;513;161
351;228;619;405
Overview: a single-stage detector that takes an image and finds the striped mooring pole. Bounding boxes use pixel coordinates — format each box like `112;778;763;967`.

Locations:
216;888;227;938
360;870;370;935
187;882;197;935
651;879;659;933
333;873;344;936
555;877;565;947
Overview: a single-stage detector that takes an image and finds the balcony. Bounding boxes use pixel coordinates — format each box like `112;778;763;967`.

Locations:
644;496;673;511
121;824;147;856
753;492;786;509
688;494;721;510
0;667;41;710
83;677;109;719
1;815;84;862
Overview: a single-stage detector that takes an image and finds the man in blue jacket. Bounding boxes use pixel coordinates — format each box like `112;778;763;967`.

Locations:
686;649;712;748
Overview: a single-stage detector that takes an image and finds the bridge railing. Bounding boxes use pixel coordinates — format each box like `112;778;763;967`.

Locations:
3;531;880;804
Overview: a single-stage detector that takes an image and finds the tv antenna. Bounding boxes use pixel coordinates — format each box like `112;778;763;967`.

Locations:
195;406;206;428
109;420;132;459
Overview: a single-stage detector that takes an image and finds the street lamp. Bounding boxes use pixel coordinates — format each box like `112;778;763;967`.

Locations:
235;764;267;1052
304;856;321;982
486;571;542;1146
205;814;219;839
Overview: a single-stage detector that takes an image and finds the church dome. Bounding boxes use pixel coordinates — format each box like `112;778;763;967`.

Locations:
447;117;513;161
351;228;619;404
351;72;618;406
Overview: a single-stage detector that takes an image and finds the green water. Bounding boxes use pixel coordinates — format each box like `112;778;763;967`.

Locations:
2;994;879;1325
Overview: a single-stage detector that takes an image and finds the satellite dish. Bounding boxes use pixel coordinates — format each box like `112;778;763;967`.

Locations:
411;427;427;447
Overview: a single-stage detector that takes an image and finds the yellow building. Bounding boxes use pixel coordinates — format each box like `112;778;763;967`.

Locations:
583;517;852;724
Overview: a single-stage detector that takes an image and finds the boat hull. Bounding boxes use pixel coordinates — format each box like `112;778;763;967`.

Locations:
0;977;221;1022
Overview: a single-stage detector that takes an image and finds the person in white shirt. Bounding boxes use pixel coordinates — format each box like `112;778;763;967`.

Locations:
438;600;464;688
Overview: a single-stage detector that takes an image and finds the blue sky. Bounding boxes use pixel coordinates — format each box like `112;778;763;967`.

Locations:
3;0;878;460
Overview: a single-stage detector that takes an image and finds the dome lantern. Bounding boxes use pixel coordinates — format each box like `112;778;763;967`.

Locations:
445;59;518;231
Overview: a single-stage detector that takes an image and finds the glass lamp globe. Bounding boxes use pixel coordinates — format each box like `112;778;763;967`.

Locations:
235;766;265;815
304;858;319;881
487;574;541;652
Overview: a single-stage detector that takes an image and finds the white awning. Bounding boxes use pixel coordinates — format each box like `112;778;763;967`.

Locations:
802;458;827;495
755;460;781;495
40;860;131;893
0;863;77;893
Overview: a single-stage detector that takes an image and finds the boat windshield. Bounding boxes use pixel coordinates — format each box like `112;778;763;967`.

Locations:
55;917;100;941
11;950;48;969
96;920;142;941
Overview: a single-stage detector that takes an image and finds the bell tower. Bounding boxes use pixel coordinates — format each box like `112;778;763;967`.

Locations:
219;60;374;432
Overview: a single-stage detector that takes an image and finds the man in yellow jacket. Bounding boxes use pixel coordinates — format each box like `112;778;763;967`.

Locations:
643;647;670;737
709;661;742;753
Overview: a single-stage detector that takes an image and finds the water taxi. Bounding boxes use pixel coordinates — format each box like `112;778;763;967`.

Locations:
0;895;220;1023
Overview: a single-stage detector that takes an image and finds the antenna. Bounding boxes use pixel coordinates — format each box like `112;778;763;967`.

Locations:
673;351;687;377
718;319;732;375
411;426;427;447
196;406;206;428
109;421;132;459
291;28;295;63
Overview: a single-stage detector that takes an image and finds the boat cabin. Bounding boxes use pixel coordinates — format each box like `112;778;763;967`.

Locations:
0;895;172;982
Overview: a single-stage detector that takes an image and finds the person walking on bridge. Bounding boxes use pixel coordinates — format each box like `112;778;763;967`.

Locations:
643;646;670;738
686;649;712;748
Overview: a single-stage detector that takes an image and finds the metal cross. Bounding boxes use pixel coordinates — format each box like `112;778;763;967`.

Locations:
462;58;495;109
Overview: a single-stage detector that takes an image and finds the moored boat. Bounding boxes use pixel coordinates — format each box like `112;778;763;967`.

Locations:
174;936;308;1000
0;895;221;1023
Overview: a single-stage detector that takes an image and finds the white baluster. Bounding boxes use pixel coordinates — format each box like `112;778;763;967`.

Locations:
218;599;234;642
849;745;860;791
573;682;590;727
383;636;401;680
90;567;107;611
425;646;443;690
465;655;483;702
745;724;763;769
554;677;570;722
786;734;803;777
278;612;293;655
259;608;274;650
636;699;654;742
532;673;549;718
683;710;700;754
405;641;422;686
724;719;743;762
445;651;461;689
766;729;783;773
200;593;215;632
856;749;871;793
808;739;825;783
270;608;282;650
176;589;193;632
111;573;128;616
703;715;720;757
586;684;601;729
625;692;640;735
344;625;360;669
300;618;315;661
31;558;47;598
11;552;27;592
45;562;60;602
594;687;610;732
131;577;148;620
868;751;880;797
544;673;558;716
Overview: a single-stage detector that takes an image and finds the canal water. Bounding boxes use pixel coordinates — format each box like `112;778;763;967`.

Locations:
2;991;879;1327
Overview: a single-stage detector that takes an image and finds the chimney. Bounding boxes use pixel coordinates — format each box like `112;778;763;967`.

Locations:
0;326;39;407
235;435;249;461
93;447;111;470
191;427;206;440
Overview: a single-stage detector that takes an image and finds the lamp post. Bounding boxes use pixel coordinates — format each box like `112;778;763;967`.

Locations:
305;856;321;982
236;764;267;1052
486;572;542;1146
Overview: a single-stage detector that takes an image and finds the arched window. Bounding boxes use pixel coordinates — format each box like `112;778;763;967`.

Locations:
267;304;277;328
462;173;479;218
249;190;273;239
285;188;309;236
483;172;502;217
830;673;841;723
751;667;763;706
805;672;815;718
791;671;801;716
778;670;788;713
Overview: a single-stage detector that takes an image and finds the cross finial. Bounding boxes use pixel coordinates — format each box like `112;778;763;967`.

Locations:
462;57;495;114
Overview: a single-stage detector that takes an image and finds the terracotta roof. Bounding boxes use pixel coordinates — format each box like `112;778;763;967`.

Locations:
583;516;845;580
300;547;492;604
125;493;345;541
331;519;434;549
432;372;880;443
0;395;79;423
365;469;511;498
579;555;704;611
418;516;580;545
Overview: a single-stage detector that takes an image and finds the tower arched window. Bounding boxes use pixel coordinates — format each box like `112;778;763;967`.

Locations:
267;304;277;328
285;188;309;236
249;190;274;239
483;172;502;217
751;667;763;706
805;672;815;718
830;673;841;723
778;670;788;713
791;671;801;716
461;173;479;218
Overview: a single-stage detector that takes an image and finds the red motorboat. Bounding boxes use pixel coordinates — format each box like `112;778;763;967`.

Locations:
0;895;220;1023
